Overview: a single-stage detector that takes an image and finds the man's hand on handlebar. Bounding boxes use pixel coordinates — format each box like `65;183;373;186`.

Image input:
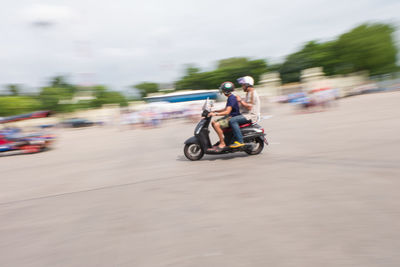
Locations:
208;112;216;117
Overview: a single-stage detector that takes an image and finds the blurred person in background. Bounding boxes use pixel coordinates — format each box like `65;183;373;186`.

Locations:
207;81;241;152
119;110;131;131
127;111;140;129
228;76;261;147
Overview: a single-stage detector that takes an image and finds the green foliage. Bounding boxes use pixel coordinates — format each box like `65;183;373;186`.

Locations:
38;87;73;112
36;76;80;113
6;84;21;96
175;57;268;90
268;63;283;72
91;86;128;107
133;82;160;97
37;83;128;114
335;23;398;75
184;64;201;76
0;96;41;116
50;75;77;94
217;57;250;69
278;23;398;83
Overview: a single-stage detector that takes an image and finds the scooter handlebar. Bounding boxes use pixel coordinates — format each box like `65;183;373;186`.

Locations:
201;110;210;117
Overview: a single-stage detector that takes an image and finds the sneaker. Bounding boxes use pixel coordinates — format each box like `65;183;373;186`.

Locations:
230;141;245;148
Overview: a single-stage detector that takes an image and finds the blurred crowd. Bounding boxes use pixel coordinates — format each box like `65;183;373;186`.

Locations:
286;88;339;112
270;79;400;113
117;101;205;129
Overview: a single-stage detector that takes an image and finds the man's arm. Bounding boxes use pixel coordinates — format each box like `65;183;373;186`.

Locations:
209;106;232;117
240;91;254;110
214;108;226;113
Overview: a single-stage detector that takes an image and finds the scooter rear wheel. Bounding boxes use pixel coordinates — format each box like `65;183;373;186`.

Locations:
184;143;204;161
245;138;264;155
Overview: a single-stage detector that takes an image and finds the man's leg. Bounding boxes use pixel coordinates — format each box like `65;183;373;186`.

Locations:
229;115;248;144
211;121;226;147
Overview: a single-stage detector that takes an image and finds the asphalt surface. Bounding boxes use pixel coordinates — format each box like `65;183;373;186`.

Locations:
1;92;400;267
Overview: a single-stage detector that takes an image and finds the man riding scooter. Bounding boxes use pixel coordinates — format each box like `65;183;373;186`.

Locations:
207;81;243;152
183;82;267;161
228;76;261;147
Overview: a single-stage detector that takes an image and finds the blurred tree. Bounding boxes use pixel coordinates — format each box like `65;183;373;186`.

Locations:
91;86;128;107
38;87;73;113
278;23;398;83
6;84;21;96
51;76;68;87
217;57;249;69
133;82;160;97
267;63;283;72
184;64;201;76
334;23;398;75
49;75;77;94
0;97;41;116
175;57;268;90
38;85;128;113
279;41;339;83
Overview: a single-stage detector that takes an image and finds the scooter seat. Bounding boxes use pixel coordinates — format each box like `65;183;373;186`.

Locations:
222;122;252;133
239;123;251;128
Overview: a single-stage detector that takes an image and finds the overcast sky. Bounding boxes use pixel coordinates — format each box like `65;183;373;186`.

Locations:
0;0;399;92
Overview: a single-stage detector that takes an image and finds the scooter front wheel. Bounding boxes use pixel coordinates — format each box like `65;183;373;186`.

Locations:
184;143;204;161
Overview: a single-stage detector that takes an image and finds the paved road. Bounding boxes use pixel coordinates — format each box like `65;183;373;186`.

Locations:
1;92;400;267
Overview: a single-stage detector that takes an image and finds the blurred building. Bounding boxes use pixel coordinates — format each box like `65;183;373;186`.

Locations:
258;67;370;98
257;72;282;96
300;67;326;91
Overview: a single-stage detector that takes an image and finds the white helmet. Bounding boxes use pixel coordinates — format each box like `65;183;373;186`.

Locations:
237;76;254;87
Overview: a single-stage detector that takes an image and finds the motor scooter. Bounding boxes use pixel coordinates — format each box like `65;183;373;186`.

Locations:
183;99;268;161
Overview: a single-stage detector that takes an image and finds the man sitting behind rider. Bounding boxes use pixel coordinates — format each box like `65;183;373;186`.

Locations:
228;76;261;147
208;81;241;151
